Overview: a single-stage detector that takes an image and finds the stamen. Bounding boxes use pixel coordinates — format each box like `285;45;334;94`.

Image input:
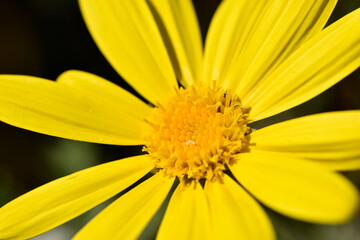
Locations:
144;83;250;183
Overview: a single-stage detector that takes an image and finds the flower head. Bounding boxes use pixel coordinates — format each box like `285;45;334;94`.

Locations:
145;83;250;182
1;0;360;239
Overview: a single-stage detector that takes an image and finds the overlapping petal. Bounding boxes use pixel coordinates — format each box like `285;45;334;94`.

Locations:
203;0;336;92
251;111;360;170
157;182;212;240
79;0;178;104
74;173;173;240
205;175;275;240
231;152;359;224
310;158;360;171
57;70;151;120
0;155;153;240
0;75;149;145
147;0;202;87
245;8;360;121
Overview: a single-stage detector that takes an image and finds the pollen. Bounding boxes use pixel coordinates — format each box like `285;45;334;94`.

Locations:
144;83;250;183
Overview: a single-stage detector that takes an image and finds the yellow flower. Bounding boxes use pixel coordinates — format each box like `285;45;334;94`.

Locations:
1;0;360;239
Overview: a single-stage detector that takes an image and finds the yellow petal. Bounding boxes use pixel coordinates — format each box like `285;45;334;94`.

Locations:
203;0;336;91
0;155;153;240
147;0;202;87
79;0;177;104
157;181;212;240
231;152;359;224
245;8;360;121
57;70;151;120
74;173;173;240
0;75;148;145
205;175;275;240
311;158;360;171
251;111;360;170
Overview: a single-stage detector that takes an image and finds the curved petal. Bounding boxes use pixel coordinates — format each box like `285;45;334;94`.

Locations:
311;158;360;171
79;0;178;104
231;152;359;224
0;75;149;145
250;111;360;170
203;0;336;90
246;8;360;121
74;173;174;240
147;0;202;87
0;155;153;240
157;181;212;240
57;70;151;120
204;175;275;240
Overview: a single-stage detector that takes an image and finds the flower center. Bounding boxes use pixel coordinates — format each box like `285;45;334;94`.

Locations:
144;83;250;183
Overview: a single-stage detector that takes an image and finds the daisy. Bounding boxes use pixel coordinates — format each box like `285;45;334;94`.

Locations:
1;0;360;239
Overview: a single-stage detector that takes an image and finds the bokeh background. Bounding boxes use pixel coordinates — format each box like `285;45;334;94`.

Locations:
0;0;359;239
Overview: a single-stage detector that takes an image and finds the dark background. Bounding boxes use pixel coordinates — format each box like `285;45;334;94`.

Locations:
0;0;359;239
